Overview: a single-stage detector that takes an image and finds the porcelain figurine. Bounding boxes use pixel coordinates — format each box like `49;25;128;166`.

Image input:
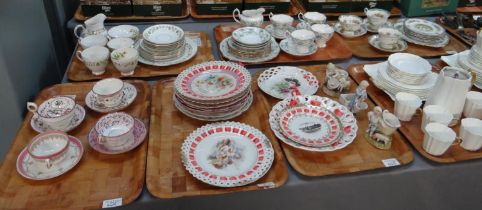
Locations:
365;107;401;150
322;63;351;97
339;80;369;115
233;8;265;27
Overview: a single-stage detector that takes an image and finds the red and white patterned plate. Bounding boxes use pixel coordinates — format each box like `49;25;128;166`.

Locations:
181;121;274;187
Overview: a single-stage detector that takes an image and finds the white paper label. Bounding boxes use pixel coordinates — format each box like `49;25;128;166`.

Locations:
102;198;122;208
257;182;276;189
382;158;401;167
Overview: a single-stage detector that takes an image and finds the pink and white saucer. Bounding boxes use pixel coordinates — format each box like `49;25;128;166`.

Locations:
88;118;147;154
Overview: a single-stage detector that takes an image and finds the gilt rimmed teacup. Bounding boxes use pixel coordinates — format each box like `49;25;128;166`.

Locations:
311;24;334;48
111;47;139;76
79;34;108;49
95;112;135;149
27;96;76;131
378;27;402;49
27;131;70;168
298;12;326;25
339;15;363;32
92;78;124;108
269;13;294;37
289;29;316;54
76;46;109;75
364;8;390;28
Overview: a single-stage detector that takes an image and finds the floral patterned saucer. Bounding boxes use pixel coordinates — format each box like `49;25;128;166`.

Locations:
85;82;137;113
16;135;83;180
257;66;319;99
30;105;86;133
88;118;146;154
181;121;274;187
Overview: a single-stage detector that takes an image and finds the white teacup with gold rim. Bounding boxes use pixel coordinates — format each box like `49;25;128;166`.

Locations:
111;47;139;76
339;15;363;32
269;13;294;37
378;27;402;49
95;112;135;149
364;8;390;28
76;46;109;75
311;24;334;48
288;29;316;54
298;12;326;25
27;96;77;131
92;78;125;108
27;131;70;169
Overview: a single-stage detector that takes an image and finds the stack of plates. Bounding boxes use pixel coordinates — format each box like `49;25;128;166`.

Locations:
173;61;253;121
394;18;449;48
220;27;280;63
137;24;197;67
386;53;431;85
269;95;358;152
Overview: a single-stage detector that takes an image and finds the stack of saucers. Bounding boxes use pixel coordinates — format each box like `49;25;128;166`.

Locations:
220;27;280;63
394;18;449;48
173;61;253;121
137;24;197;67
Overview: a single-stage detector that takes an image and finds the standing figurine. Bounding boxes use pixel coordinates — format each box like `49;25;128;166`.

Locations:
322;63;351;97
366;106;383;137
347;80;369;113
365;108;401;150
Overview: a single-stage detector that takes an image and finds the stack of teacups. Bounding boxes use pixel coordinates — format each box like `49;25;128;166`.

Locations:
173;61;253;121
138;24;186;63
394;92;422;121
27;96;78;131
297;12;327;30
94;112;135;150
423;122;456;156
460;118;482;151
310;24;334;48
268;13;294;39
364;8;390;31
463;91;482;119
26;131;72;169
421;105;453;131
227;27;273;59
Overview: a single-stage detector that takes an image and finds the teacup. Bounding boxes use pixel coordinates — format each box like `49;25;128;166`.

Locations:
364;8;390;28
111;48;139;76
95;112;135;149
27;131;70;168
378;27;402;49
394;92;422;121
339;15;363;32
107;38;135;51
92;78;125;108
108;25;139;40
423;122;456;156
298;12;326;25
269;13;294;37
310;24;334;48
27;96;76;131
76;46;109;75
463;91;482;119
460;118;482;151
79;34;108;49
289;29;316;54
421;105;453;131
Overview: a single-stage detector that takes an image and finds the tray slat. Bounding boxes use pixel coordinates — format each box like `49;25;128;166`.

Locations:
68;32;214;81
256;65;413;176
0;80;150;209
348;62;482;163
146;78;288;198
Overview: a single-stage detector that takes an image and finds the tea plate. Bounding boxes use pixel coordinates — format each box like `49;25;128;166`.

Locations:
16;135;83;180
279;105;343;147
220;37;280;63
143;24;184;45
257;66;319;99
279;39;317;57
31;105;86;133
181;121;274;187
88;118;147;154
138;38;197;67
264;24;295;39
334;22;367;38
368;35;408;53
85;82;137;113
269;95;358;152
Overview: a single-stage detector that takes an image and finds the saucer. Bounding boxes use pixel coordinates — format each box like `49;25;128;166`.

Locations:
368;35;408;53
16;135;83;180
363;18;392;33
30;105;86;133
279;39;317;56
88;118;147;154
85;82;137;113
265;24;295;39
334;22;367;38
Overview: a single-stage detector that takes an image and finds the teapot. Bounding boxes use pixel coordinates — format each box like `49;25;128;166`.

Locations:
233;8;265;27
74;13;107;38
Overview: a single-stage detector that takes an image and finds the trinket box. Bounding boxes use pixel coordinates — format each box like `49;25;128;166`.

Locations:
81;0;133;17
132;0;183;16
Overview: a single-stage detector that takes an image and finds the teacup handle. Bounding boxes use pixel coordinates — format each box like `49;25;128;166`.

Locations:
26;102;38;113
285;30;292;39
364;8;369;14
97;134;106;145
269;12;274;20
74;25;85;39
233;8;241;24
76;51;84;62
45;159;52;169
298;12;304;22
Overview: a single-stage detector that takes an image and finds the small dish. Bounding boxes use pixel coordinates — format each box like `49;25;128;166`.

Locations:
30;105;86;133
88;118;146;154
279;39;317;56
85;82;137;113
368;34;408;53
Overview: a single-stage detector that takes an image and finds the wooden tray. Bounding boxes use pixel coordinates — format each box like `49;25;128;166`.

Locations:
324;7;401;17
0;80;150;209
74;1;190;21
457;6;482;14
190;0;302;19
348;63;482;163
214;23;352;66
436;17;476;46
255;65;413;177
68;32;214;81
146;78;288;198
339;20;467;59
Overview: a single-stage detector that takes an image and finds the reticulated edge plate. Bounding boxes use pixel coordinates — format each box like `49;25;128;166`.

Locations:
181;121;274;187
257;66;319;99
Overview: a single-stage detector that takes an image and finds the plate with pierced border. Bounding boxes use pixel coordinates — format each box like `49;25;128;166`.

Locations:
257;66;319;99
